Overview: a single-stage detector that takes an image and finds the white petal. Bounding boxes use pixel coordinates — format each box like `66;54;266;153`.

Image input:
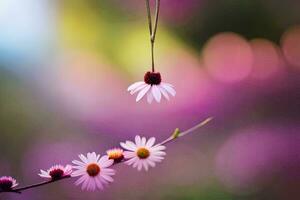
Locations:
142;161;149;171
99;157;114;168
136;85;151;102
130;83;147;95
137;161;143;171
147;91;154;104
133;160;140;168
75;174;87;186
81;178;89;190
151;155;165;161
87;179;96;191
99;176;109;185
95;177;104;190
101;174;114;182
72;160;85;166
126;141;137;150
147;159;156;167
135;135;142;146
152;151;166;156
127;81;145;91
71;169;86;177
90;152;98;163
87;152;93;160
141;137;147;146
120;141;136;151
151;145;166;151
158;86;170;100
102;168;116;176
146;137;156;148
79;154;88;163
123;151;136;159
125;157;138;166
151;85;161;102
161;83;176;96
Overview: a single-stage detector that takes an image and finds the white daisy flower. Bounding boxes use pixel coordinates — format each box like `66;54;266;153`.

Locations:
127;71;176;103
38;164;72;180
0;176;18;191
71;152;115;191
120;135;166;171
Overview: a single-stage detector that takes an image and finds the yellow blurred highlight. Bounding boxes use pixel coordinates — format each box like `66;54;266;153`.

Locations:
116;25;181;76
58;1;107;52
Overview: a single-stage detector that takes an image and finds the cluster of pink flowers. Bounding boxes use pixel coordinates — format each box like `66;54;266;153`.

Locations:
0;135;166;192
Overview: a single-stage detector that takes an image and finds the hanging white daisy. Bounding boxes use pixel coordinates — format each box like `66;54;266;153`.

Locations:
0;176;18;191
71;152;115;191
127;71;176;103
120;135;166;171
38;164;72;180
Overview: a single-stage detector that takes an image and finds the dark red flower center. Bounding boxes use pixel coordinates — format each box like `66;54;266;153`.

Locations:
86;163;101;177
0;180;13;191
144;71;162;85
49;169;64;180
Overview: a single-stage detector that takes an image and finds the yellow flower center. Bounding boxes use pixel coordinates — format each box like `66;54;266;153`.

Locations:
136;147;150;159
86;163;100;177
107;149;124;161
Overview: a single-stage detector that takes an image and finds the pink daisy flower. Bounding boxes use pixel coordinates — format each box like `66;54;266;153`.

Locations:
39;164;72;180
0;176;18;191
127;71;176;103
71;152;115;191
120;135;166;171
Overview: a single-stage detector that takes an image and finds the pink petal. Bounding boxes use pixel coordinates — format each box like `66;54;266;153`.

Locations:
146;137;156;148
135;135;142;146
151;85;161;102
147;91;154;104
127;81;145;91
161;83;176;96
158;86;170;100
136;85;151;102
130;83;147;95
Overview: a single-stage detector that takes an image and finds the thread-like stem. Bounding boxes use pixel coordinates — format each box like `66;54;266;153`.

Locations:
145;0;153;36
159;117;213;146
145;0;161;72
1;118;212;194
1;176;71;194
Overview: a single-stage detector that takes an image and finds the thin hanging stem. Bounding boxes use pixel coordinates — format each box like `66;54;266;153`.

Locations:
152;0;160;42
145;0;153;36
145;0;161;72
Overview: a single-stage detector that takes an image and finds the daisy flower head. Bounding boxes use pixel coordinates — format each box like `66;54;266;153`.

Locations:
39;164;72;180
127;71;176;103
0;176;18;191
120;135;166;171
106;148;124;163
71;152;115;191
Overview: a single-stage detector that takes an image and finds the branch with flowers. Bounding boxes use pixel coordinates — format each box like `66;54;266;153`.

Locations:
0;117;212;194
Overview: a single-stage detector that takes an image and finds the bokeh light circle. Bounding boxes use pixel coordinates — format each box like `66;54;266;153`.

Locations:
203;32;253;82
281;25;300;69
215;126;300;194
249;39;281;80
